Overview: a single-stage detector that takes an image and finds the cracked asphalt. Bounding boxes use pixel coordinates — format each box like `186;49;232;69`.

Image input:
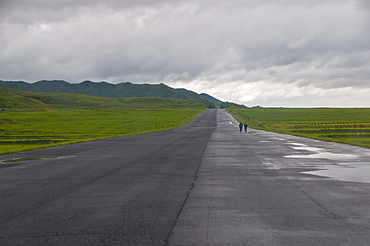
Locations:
1;109;370;245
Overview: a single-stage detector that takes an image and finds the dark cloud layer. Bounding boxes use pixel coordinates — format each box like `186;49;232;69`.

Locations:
1;0;369;106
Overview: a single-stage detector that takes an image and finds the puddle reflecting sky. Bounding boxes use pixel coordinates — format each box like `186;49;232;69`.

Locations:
286;151;358;160
303;163;370;183
285;142;370;183
285;145;358;161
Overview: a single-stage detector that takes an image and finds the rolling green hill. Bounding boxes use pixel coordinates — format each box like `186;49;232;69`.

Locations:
0;80;218;108
0;90;48;109
0;86;209;110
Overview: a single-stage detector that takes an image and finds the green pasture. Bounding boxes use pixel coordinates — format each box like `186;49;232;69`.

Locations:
0;88;209;155
229;108;370;148
0;108;204;155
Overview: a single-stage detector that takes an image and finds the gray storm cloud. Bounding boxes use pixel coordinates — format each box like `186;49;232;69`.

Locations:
1;0;369;107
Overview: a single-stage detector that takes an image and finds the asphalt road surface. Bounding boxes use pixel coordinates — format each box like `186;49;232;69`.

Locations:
0;109;216;245
169;109;370;246
1;109;370;245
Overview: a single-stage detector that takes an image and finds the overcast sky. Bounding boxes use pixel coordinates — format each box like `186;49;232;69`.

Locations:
1;0;369;107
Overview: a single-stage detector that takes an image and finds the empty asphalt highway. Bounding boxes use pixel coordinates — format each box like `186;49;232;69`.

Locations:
1;109;370;245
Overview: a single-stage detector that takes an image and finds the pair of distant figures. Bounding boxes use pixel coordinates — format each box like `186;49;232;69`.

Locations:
239;122;248;133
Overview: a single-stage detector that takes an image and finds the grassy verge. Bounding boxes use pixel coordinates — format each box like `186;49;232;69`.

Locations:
228;108;370;149
0;108;204;155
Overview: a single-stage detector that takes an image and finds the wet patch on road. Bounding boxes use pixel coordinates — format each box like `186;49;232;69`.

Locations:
0;157;58;164
283;142;370;183
285;144;358;161
286;151;358;160
0;155;76;165
303;162;370;184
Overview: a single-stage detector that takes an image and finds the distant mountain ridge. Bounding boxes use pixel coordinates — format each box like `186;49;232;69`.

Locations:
0;80;222;108
200;93;223;103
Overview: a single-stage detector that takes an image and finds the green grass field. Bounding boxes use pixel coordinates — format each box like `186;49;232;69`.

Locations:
229;108;370;148
0;108;204;155
0;88;207;154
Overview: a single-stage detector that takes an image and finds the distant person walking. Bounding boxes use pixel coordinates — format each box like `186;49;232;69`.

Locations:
239;122;243;132
244;122;248;133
